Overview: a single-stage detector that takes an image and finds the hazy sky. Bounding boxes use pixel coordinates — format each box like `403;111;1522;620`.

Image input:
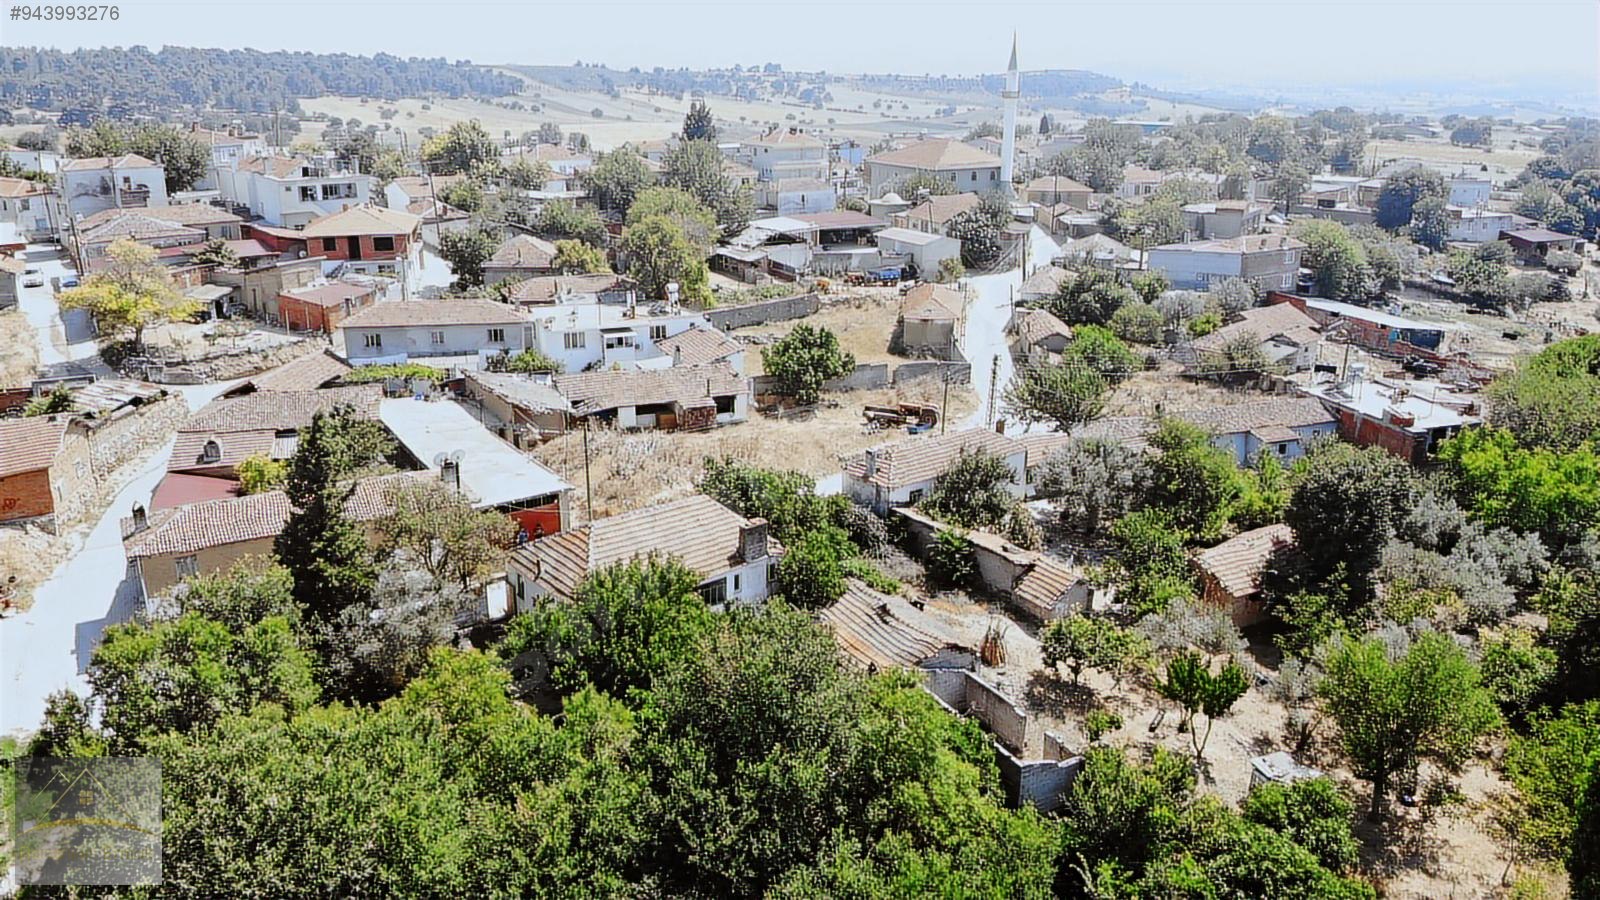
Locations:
6;0;1598;95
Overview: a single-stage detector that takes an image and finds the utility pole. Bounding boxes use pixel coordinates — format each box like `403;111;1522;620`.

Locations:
940;370;950;435
985;353;1000;431
581;416;593;520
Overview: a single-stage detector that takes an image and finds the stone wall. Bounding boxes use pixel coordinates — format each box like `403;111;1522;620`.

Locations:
85;395;187;480
893;360;971;386
923;668;1082;811
706;293;821;330
144;338;317;385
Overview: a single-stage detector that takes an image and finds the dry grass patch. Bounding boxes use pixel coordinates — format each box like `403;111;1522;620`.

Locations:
0;526;68;613
1102;360;1276;417
532;378;976;521
741;288;908;374
0;310;39;387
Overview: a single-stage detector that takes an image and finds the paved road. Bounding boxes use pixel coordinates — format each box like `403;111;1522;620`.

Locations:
14;244;96;367
962;225;1061;429
0;380;238;737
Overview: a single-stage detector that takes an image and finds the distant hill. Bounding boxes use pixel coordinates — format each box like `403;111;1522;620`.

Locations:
0;46;523;116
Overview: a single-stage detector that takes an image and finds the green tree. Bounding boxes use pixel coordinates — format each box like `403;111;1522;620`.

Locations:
89;612;319;752
1437;426;1600;550
499;558;715;698
920;449;1019;533
533;200;608;247
1003;360;1107;431
420;119;500;175
1109;301;1164;345
760;323;855;405
1292;219;1376;301
925;528;976;589
1570;755;1600;896
1375;166;1446;230
584;148;654;213
66;121;210;192
176;558;300;632
626;185;719;252
662;138;751;233
236;454;288;494
1272;161;1311;216
1241;778;1361;873
379;480;514;590
1147;417;1245;541
682;100;718;141
502;347;562;373
436;225;499;286
946;193;1011;270
59;239;201;348
1281;441;1418;606
621;214;712;306
1109;509;1195;615
777;531;848;609
500;156;553;190
936;256;965;283
551;239;610;274
1317;631;1501;820
1485;335;1600;452
1156;651;1250;759
21;384;75;417
891;170;957;199
1047;265;1136;326
437;178;486;213
273;407;382;621
1041;613;1148;687
192;238;240;269
1408;195;1452;252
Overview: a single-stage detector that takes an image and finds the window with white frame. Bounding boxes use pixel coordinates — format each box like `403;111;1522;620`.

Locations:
430;331;445;345
487;328;506;343
649;325;667;341
364;333;382;348
564;332;586;350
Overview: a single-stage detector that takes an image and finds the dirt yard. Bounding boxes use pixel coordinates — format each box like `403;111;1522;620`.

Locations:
0;525;69;614
0;309;39;387
899;580;1534;899
739;287;909;375
1102;359;1281;417
531;378;977;521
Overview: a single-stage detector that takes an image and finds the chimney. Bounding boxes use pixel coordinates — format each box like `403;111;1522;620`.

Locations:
673;345;682;366
130;503;148;533
441;458;461;492
739;517;769;562
863;448;877;477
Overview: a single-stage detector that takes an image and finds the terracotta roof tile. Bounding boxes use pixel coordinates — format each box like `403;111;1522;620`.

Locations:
486;234;558;269
819;580;973;670
1188;303;1320;354
840;428;1019;491
338;297;530;329
654;325;742;367
299;205;420;238
899;283;965;322
553;362;746;416
0;416;71;478
867;139;1002;171
1194;523;1294;599
124;471;418;559
508;493;781;599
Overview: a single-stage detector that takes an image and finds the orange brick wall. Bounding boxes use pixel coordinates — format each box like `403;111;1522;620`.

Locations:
0;469;55;522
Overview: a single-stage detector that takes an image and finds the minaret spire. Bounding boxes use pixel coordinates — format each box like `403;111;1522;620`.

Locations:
1000;34;1020;193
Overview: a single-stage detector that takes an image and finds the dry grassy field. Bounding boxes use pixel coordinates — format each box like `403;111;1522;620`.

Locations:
531;378;976;522
0;310;39;387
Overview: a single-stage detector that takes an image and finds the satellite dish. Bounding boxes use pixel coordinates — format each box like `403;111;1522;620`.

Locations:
450;449;465;463
432;452;449;467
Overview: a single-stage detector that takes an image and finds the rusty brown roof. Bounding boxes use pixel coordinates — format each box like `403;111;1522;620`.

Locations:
1188;302;1320;354
553;362;746;416
245;350;353;393
1012;556;1090;621
339;297;530;329
124;471;418;559
486;234;558;269
840;428;1020;491
1194;523;1294;600
899;283;966;322
819;580;973;671
0;416;71;478
655;325;742;367
508;493;782;599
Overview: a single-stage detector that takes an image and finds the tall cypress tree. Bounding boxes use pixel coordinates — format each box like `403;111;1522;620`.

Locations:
274;407;379;621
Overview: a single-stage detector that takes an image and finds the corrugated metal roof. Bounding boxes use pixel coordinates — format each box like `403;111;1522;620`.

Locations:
819;580;973;671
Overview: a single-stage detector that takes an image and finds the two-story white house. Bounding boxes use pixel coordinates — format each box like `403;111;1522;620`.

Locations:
747;128;836;214
863;139;1004;197
524;297;712;372
218;155;376;228
1445;205;1515;243
0;177;64;241
506;493;781;609
336;297;533;364
1147;234;1306;291
59;155;169;218
191;125;268;189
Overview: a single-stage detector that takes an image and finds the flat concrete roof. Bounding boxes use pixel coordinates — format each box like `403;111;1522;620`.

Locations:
379;398;571;507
